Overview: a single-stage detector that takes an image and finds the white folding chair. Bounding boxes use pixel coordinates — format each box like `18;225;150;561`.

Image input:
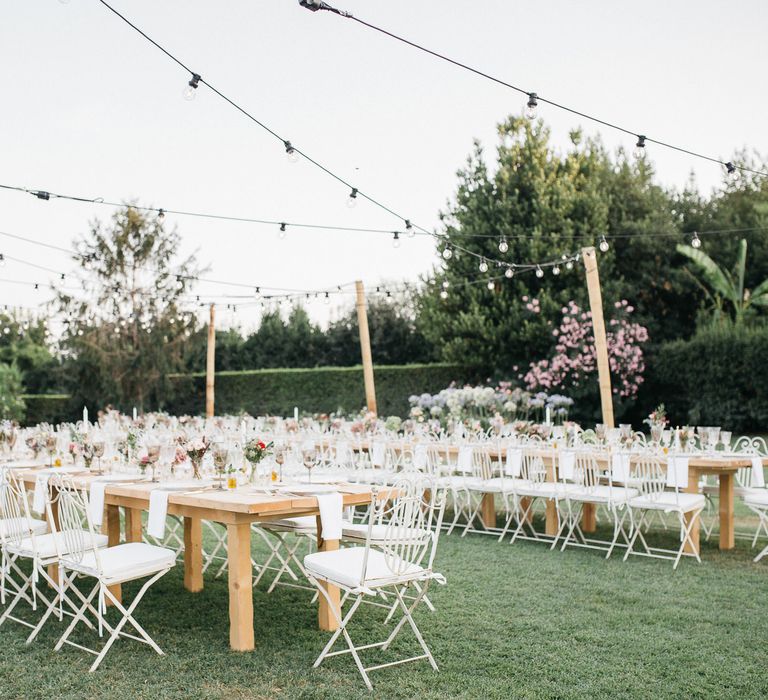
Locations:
304;484;446;690
51;474;176;671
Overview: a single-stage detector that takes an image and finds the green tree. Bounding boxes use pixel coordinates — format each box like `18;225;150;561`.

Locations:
0;312;61;393
0;363;25;421
58;206;201;411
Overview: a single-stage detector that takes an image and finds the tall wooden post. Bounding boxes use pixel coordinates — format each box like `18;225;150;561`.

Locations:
355;280;377;414
582;247;614;428
206;303;216;418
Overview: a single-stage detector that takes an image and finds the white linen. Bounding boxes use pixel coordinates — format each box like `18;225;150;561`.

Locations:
413;444;428;469
147;490;171;539
371;442;386;467
89;476;137;527
457;446;474;472
610;453;631;483
559;450;576;481
505;447;523;477
32;467;80;514
666;456;689;489
315;492;343;540
751;457;765;488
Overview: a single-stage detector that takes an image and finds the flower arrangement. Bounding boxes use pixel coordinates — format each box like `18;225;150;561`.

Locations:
244;438;274;484
644;404;668;427
384;416;402;433
185;436;210;479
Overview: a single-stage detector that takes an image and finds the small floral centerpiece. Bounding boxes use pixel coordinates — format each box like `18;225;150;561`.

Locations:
489;413;505;436
80;437;95;470
244;438;274;484
677;426;696;452
362;411;378;433
384;416;402;433
185;436;210;479
644;404;668;443
25;433;42;460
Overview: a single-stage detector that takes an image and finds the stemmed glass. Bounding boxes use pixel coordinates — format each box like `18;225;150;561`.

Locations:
274;444;286;483
93;440;106;474
146;441;161;482
44;433;57;468
212;442;229;490
302;448;317;484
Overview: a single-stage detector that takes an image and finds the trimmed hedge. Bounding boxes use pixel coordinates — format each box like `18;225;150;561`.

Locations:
648;325;768;432
167;363;474;417
21;394;78;426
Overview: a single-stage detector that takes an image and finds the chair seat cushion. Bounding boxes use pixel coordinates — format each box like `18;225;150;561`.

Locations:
514;482;573;498
73;542;176;582
8;530;108;560
482;477;531;493
0;516;48;539
261;516;318;532
567;485;639;503
743;489;768;507
628;492;706;513
341;521;430;544
304;546;424;589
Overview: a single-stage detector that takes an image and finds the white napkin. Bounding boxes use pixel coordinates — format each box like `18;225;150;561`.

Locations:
413;444;428;469
316;492;343;540
751;457;765;488
147;490;171;539
371;442;386;467
336;441;351;463
610;453;631;483
505;447;522;477
457;446;474;472
32;473;49;514
559;450;576;481
666;456;689;489
89;476;136;527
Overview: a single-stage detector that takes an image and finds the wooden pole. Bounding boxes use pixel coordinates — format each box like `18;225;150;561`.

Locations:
205;303;216;418
581;247;614;428
354;280;377;414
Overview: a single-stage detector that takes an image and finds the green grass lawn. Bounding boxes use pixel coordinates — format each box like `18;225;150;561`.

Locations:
1;503;767;700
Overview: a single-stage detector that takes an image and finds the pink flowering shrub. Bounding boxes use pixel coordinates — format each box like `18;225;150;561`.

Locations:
525;300;648;399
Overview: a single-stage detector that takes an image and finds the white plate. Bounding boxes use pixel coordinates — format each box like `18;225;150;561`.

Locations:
281;484;338;495
155;480;215;492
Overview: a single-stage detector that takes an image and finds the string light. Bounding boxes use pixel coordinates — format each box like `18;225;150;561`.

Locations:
279;222;287;239
441;280;450;289
599;235;610;253
525;92;538;120
183;73;201;101
405;220;414;238
565;259;574;271
439;289;448;300
504;266;514;279
157;208;165;221
498;237;509;253
0;254;4;267
552;265;560;276
284;140;299;163
691;231;702;249
478;258;489;273
725;161;738;180
535;266;544;278
442;246;453;260
486;280;495;290
324;292;330;304
392;231;401;248
633;135;646;159
346;187;358;208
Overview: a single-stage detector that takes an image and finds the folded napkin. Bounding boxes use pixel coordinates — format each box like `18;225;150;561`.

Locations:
336;441;351;463
559;450;576;481
147;490;171;539
31;466;81;514
610;453;631;483
413;444;428;469
316;492;343;540
89;476;136;527
457;446;474;473
505;447;523;477
751;457;765;488
666;456;689;489
371;442;386;467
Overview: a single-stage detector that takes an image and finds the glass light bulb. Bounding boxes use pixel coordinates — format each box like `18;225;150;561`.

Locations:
392;234;401;248
504;267;514;279
441;280;450;289
535;266;544;278
691;233;702;249
565;260;574;270
439;290;448;300
498;238;509;253
599;236;610;253
479;259;489;273
346;195;357;209
286;149;299;163
182;85;197;101
552;265;560;276
525;93;538;120
486;280;495;290
442;247;453;260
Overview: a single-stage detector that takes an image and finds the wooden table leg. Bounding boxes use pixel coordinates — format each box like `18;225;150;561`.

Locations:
184;517;204;592
718;472;735;550
684;467;701;555
521;496;533;524
545;500;559;536
316;515;340;632
105;504;122;604
227;522;254;651
480;493;497;529
582;503;597;533
126;508;143;543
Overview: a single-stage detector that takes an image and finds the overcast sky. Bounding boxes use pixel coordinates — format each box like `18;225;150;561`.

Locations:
1;0;765;331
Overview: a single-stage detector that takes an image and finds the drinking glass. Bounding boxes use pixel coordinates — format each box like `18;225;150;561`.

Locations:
302;448;317;483
274;444;286;483
146;442;161;482
720;431;732;452
212;442;229;490
93;440;106;474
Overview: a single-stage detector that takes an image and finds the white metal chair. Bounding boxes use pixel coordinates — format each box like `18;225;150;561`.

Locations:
50;474;176;671
304;484;446;690
623;456;705;569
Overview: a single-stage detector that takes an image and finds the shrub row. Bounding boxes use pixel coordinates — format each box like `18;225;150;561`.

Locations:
21;394;78;426
166;363;473;418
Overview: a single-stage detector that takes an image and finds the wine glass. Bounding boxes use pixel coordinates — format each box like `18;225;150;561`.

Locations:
302;448;317;484
44;433;57;468
146;442;161;482
93;440;106;474
212;442;229;490
274;444;286;483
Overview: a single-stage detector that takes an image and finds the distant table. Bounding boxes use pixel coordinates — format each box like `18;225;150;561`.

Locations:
19;469;383;651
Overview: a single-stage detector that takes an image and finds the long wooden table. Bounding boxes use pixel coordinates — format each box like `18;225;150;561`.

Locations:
19;469;382;651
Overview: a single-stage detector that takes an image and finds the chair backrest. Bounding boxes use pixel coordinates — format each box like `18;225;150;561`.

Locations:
0;469;32;548
733;436;766;488
631;456;667;501
47;474;103;570
360;478;446;587
520;447;547;485
572;452;601;491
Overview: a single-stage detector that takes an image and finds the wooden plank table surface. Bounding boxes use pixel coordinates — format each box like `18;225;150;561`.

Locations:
17;467;385;652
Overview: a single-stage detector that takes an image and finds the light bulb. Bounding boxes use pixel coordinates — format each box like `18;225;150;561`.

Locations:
553;265;560;276
691;232;702;249
284;141;299;163
392;232;401;248
525;92;538;119
183;73;201;101
324;292;330;305
724;161;738;180
442;247;453;260
157;208;166;221
633;135;646;159
479;259;489;273
498;237;509;253
599;236;610;253
0;254;5;267
278;223;287;240
439;290;448;300
441;280;450;289
346;188;358;208
405;220;415;238
565;260;574;270
486;280;495;290
535;266;544;279
504;266;514;279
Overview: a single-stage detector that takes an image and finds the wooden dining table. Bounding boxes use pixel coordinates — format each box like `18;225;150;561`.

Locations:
18;468;384;651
